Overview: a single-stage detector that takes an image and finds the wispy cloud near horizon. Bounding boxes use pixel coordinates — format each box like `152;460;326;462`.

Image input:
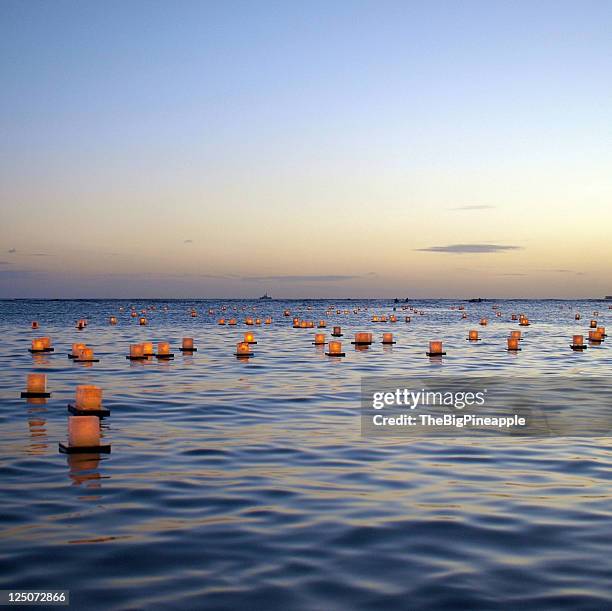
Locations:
449;205;496;211
416;244;522;254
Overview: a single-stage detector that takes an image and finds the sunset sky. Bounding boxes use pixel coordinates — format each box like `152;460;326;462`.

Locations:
1;0;611;298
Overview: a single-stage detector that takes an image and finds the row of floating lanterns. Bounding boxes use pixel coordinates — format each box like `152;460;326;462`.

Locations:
20;374;110;454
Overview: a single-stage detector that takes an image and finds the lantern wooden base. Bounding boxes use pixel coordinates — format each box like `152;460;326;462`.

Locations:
59;442;111;454
519;323;530;327
426;351;446;356
74;357;100;363
235;354;254;358
382;340;396;345
245;341;257;345
467;338;482;341
331;333;343;337
20;391;51;398
29;348;54;353
507;348;522;352
325;351;345;357
68;404;110;418
312;342;326;346
351;341;373;346
126;355;148;360
155;353;175;359
179;347;198;352
570;345;588;351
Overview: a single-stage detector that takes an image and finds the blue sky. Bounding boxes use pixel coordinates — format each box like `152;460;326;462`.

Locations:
1;1;611;298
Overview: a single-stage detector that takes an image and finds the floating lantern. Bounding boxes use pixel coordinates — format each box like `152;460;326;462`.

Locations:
590;320;597;328
496;311;502;317
461;313;468;319
468;330;480;341
180;337;196;352
332;326;343;337
318;320;326;328
511;314;518;321
74;347;99;363
126;343;146;360
131;311;137;318
597;326;607;338
507;337;521;351
21;373;51;398
382;333;396;345
69;342;87;358
519;317;530;326
380;315;388;323
245;317;254;325
191;310;197;317
156;342;174;359
265;318;272;324
228;318;237;325
139;317;147;326
109;316;118;325
142;342;154;356
29;337;53;353
255;318;261;325
244;332;257;344
352;332;373;346
479;318;488;326
589;330;603;343
313;333;326;345
570;335;587;351
426;341;445;357
235;341;254;358
283;310;291;317
299;321;307;328
405;316;411;323
510;330;522;340
575;313;581;320
31;321;39;329
68;385;109;417
218;318;226;325
389;315;397;323
325;340;345;357
372;316;380;323
60;415;110;454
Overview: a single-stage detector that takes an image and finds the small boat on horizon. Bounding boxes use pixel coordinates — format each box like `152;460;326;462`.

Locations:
259;293;272;300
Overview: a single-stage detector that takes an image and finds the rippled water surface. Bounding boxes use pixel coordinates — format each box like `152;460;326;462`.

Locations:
0;299;610;610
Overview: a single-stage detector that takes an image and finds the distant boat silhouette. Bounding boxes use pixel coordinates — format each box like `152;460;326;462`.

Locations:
259;293;272;300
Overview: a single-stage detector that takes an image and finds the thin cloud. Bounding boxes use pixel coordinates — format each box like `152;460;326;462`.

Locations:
184;239;193;244
500;273;528;277
449;205;496;211
244;274;362;282
416;244;522;254
8;248;16;254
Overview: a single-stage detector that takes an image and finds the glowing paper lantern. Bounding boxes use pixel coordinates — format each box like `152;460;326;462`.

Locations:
244;332;256;344
332;326;342;337
427;341;445;356
480;318;488;326
326;341;345;357
313;333;326;345
75;385;102;410
382;333;395;344
318;320;326;328
27;374;46;394
129;344;145;358
157;342;171;356
31;321;39;329
510;330;522;340
139;317;147;326
235;341;253;357
142;342;154;356
181;337;195;351
507;337;520;351
468;330;479;341
68;416;101;447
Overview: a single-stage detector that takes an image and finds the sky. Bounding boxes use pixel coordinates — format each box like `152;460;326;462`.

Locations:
1;0;611;298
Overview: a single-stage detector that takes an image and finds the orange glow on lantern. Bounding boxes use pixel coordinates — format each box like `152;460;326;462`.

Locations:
68;416;100;447
228;318;237;325
130;344;144;358
511;314;518;321
354;332;372;344
589;330;603;342
181;337;194;350
382;333;394;344
27;374;46;393
597;326;606;337
372;316;379;323
265;318;272;324
31;321;39;329
218;318;226;325
314;333;326;345
236;341;253;356
142;342;154;356
77;347;94;361
428;341;444;355
76;385;102;410
510;330;521;340
244;332;256;344
572;334;584;346
318;320;326;328
328;341;343;355
71;343;86;357
109;316;118;325
468;330;479;341
40;337;51;349
139;317;147;325
245;317;254;325
480;318;488;326
31;338;45;351
507;337;520;351
255;318;261;325
157;342;170;355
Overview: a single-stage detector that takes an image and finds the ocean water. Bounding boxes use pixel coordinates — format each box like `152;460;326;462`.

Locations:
0;299;610;610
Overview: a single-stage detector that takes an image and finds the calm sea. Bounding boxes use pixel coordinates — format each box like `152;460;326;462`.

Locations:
0;299;610;610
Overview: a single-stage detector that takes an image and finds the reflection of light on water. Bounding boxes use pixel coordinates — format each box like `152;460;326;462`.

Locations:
66;453;105;490
26;400;47;455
